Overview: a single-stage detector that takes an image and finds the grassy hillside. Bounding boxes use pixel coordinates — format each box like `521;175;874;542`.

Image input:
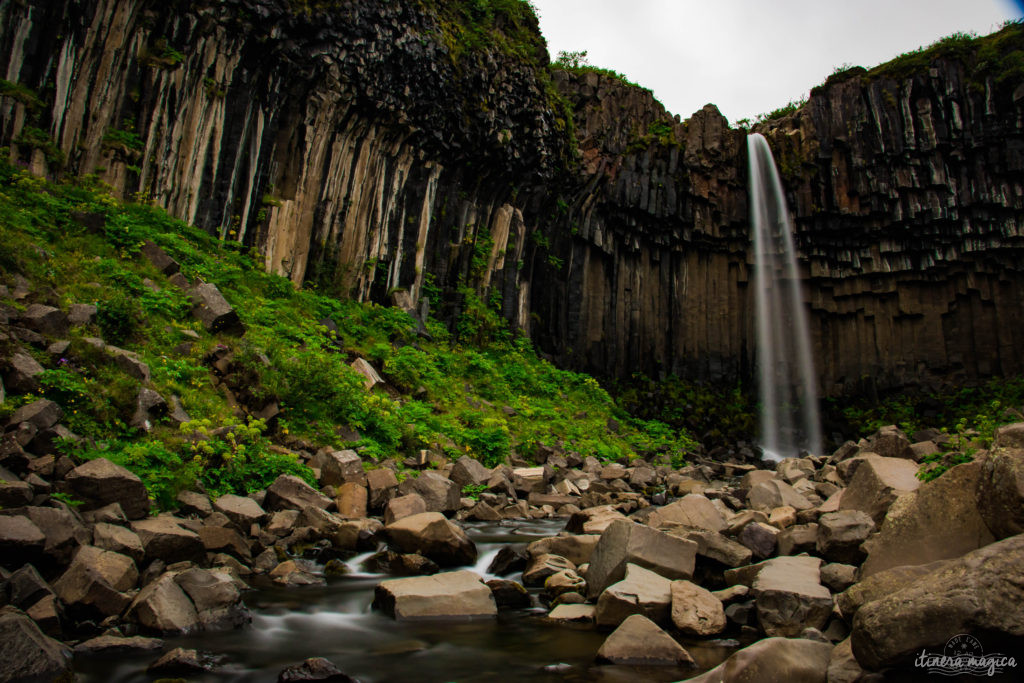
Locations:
0;157;697;508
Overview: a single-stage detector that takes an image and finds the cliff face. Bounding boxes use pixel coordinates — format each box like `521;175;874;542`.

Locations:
2;0;1023;396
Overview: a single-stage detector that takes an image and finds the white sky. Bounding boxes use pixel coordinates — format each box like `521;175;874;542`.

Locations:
531;0;1022;123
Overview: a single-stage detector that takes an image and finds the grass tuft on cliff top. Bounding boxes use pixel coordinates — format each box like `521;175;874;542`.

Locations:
0;155;698;508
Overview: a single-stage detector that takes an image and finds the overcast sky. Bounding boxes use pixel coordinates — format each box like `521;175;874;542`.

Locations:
531;0;1022;123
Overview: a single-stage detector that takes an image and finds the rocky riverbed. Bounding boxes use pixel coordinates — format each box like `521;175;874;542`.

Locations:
3;412;1024;682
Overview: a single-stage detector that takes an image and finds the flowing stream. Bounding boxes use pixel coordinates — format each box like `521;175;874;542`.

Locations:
748;133;823;460
74;519;739;682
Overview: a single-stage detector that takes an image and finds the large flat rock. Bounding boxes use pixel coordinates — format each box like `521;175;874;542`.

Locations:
372;570;496;620
752;555;832;637
586;519;697;599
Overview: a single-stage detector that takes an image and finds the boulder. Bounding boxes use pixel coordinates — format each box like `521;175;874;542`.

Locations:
264;474;332;511
385;512;477;567
776;522;819;556
277;657;357;682
861;460;994;577
0;606;72;683
564;505;626;534
7;565;53;610
737;521;779;559
130;387;167;432
270;560;325;587
22;304;69;337
678;529;752;567
526;534;600;566
747;479;813;512
685;636;832;683
92;522;145;562
397;471;460;514
66;457;151;518
68;303;98;327
828;638;870;683
350;358;384;390
976;447;1024;540
198;525;252;560
816;510;875;564
586;519;698;599
365;467;399;510
213;493;266;528
107;345;151;381
372;569;496;620
73;634;163;656
174;567;249;630
147;647;213;676
332;518;383;551
646;493;728;532
851;534;1024;671
838;455;919;525
132;516;205;563
140;240;180;275
670;580;726;636
595;614;694;666
176;489;213;517
752;555;832;637
53;545;137;618
384;493;427;525
0;514;45;568
3;350;45;392
522;553;575;587
364;550;438;577
334;482;368;518
488;578;532;608
820;563;858;593
547;603;595;622
315;449;365;488
836;561;947;620
862;425;914;460
449;455;492;487
127;572;200;635
595;563;673;627
191;282;244;335
7;398;62;430
0;479;32;507
23;504;90;564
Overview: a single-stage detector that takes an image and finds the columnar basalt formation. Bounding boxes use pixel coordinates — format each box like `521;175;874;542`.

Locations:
1;0;1022;395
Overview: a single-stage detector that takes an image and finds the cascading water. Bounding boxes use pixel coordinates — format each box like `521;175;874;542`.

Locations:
747;133;822;460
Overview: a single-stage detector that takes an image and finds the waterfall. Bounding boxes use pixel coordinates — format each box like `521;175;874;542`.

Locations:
747;133;822;460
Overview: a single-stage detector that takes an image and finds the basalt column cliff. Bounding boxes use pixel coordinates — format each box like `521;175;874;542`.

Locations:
1;0;1023;395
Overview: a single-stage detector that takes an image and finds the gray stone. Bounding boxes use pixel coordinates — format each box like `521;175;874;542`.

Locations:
686;636;832;683
0;606;72;683
385;512;476;567
384;493;427;525
350;357;384;390
820;563;858;593
107;345;151;381
526;534;600;566
449;455;492;487
976;446;1024;540
862;460;994;577
53;545;137;619
365;467;399;510
68;303;98;327
595;563;673;627
132;516;205;563
128;572;200;634
277;656;357;682
595;614;694;666
3;351;44;393
670;580;726;636
213;493;266;528
585;519;697;599
66;457;151;518
373;569;496;620
191;282;244;334
93;522;145;562
264;474;332;511
73;634;163;655
738;521;779;559
839;455;920;525
397;471;460;514
8;398;62;430
140;240;180;275
752;555;832;637
21;304;69;337
851;534;1024;671
748;479;814;512
175;566;249;630
679;529;753;568
776;522;819;556
816;509;875;564
315;449;365;487
0;515;45;568
646;493;727;531
522;553;575;587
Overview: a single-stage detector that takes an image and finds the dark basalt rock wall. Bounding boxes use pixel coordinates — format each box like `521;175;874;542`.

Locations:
1;0;1022;395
